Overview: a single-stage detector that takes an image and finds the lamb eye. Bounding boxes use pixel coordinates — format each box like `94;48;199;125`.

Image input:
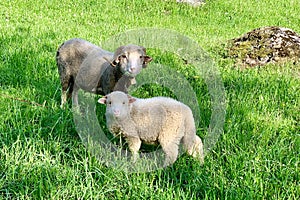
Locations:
122;102;125;105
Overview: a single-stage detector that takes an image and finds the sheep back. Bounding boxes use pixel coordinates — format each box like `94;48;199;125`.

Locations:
130;97;189;143
75;49;114;94
56;38;101;80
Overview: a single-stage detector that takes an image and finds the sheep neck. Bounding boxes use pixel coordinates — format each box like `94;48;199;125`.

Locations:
113;65;124;81
111;65;134;93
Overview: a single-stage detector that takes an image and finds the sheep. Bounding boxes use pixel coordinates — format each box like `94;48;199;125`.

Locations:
98;91;204;167
56;38;152;107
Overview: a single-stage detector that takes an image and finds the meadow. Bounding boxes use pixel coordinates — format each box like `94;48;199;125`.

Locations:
0;0;299;199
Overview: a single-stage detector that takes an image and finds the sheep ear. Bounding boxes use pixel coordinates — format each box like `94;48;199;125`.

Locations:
98;96;107;104
111;55;120;67
103;57;117;67
112;46;126;66
141;47;152;67
127;95;136;103
142;56;152;68
142;47;147;54
111;59;118;67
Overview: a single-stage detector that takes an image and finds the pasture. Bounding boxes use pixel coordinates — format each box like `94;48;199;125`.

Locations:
0;0;299;199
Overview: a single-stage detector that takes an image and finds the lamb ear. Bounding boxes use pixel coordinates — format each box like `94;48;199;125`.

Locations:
98;96;107;104
127;95;136;103
142;56;152;68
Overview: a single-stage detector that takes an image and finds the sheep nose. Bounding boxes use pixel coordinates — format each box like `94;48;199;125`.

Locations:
113;109;120;116
130;66;136;72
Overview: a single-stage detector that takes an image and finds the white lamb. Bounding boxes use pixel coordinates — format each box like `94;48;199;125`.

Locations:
98;91;204;167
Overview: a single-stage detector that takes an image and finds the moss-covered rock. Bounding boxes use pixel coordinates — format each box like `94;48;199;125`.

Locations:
227;26;300;67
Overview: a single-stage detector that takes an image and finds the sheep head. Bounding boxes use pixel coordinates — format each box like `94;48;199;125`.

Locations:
112;45;152;77
98;91;136;119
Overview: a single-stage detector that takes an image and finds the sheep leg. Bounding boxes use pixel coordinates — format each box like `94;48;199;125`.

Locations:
126;136;141;162
72;85;79;107
186;135;204;165
59;75;70;108
60;90;68;108
182;114;205;164
183;135;204;164
59;66;74;108
160;141;180;167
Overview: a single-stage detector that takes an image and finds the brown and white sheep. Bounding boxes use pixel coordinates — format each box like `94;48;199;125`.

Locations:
56;38;152;107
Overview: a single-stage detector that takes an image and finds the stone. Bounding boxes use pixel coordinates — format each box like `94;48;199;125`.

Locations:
226;26;300;67
176;0;205;7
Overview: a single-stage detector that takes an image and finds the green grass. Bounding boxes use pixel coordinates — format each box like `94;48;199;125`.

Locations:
0;0;299;199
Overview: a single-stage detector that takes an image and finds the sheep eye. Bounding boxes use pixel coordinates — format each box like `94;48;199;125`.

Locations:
121;55;127;59
122;102;125;105
108;101;111;105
